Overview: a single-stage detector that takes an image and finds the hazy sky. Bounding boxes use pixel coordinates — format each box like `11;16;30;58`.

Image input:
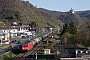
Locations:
25;0;90;12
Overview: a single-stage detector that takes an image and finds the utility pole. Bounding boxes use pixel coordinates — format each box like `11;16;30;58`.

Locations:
35;53;37;60
9;25;12;59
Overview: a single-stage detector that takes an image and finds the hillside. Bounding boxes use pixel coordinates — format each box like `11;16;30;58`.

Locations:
0;0;63;28
39;8;64;17
76;10;90;19
57;13;90;26
39;8;90;26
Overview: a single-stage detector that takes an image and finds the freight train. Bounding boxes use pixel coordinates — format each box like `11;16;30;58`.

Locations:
21;31;55;51
12;30;57;53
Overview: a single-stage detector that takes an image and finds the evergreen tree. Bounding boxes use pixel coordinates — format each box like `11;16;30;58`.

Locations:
31;21;36;28
68;21;77;34
63;23;68;33
18;22;22;26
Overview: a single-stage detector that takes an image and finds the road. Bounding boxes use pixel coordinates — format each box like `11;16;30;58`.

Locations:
0;39;24;56
0;38;33;56
0;47;9;55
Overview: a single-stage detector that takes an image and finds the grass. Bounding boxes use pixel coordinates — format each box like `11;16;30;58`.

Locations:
0;44;10;48
46;38;56;53
50;39;56;43
3;52;16;60
35;31;42;36
0;52;16;60
18;37;28;40
0;55;4;60
53;34;58;39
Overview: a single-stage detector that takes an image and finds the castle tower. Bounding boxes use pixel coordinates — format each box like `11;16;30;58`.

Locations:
69;7;75;14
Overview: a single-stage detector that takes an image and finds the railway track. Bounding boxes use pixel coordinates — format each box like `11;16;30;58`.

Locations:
12;42;42;60
11;30;57;60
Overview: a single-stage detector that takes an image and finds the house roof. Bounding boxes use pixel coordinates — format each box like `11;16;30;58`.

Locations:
57;44;89;50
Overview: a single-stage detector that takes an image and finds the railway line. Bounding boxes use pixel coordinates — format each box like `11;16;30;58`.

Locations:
12;41;42;60
11;30;58;60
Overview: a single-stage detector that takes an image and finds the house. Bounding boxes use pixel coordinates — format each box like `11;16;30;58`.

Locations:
76;48;90;58
0;31;10;44
55;41;90;58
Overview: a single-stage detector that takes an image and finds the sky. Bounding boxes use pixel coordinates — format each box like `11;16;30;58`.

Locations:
24;0;90;12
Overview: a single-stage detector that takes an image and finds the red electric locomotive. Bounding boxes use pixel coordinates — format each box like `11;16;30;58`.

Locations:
22;41;33;51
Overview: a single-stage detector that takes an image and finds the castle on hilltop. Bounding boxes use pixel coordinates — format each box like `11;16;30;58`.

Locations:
65;8;75;14
69;7;75;14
